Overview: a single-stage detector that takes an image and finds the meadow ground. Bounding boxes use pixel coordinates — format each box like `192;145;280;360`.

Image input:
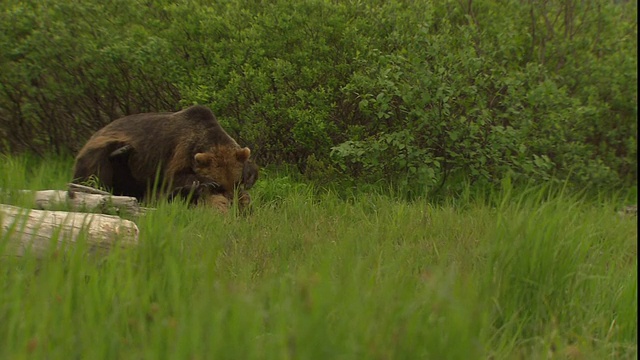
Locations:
0;156;637;359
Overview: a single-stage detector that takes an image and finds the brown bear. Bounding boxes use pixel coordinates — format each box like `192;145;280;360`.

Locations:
72;105;252;203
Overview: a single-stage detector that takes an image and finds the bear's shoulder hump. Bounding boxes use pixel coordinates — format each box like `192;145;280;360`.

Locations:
175;105;217;124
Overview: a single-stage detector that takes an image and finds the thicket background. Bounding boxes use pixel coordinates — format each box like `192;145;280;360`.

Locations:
0;0;636;193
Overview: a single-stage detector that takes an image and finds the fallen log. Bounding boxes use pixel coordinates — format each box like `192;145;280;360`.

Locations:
0;186;150;216
34;189;146;216
67;183;112;196
1;204;139;258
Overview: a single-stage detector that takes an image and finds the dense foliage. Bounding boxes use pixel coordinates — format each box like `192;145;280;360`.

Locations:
0;0;636;191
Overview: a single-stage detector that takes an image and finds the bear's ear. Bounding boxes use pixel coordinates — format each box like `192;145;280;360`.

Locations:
236;147;251;163
194;153;211;167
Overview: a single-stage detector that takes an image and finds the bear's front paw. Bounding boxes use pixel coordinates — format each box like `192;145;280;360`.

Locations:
197;181;223;194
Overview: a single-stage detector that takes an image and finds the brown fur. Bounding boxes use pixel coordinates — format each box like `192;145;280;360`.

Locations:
202;194;231;214
72;105;250;201
192;161;257;212
193;147;250;196
242;160;259;190
198;189;253;214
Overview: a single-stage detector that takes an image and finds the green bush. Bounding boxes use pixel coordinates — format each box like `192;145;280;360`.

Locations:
0;0;636;191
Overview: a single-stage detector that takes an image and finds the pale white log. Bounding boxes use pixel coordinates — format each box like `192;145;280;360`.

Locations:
1;187;148;216
32;190;144;216
1;204;139;258
67;183;111;195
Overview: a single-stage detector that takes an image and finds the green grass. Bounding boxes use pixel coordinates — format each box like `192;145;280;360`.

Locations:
0;155;637;359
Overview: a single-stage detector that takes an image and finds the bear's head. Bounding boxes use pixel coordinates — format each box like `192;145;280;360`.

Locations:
193;147;251;194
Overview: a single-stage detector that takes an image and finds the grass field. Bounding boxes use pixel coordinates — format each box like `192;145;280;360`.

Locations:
0;155;637;359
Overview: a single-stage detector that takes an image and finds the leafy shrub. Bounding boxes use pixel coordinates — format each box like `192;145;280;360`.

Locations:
0;0;636;191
